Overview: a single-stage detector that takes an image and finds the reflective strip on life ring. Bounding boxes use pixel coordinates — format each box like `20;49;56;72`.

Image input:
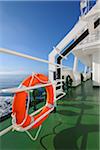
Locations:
12;74;54;129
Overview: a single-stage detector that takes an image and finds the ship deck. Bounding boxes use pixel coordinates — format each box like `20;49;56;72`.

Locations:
0;79;100;150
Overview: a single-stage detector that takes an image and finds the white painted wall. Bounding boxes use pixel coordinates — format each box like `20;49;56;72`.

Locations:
92;50;100;86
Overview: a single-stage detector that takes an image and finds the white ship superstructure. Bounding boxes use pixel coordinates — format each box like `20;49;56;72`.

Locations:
49;0;100;99
0;0;99;140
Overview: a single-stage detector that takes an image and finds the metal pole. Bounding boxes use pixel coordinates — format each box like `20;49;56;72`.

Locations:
0;48;67;68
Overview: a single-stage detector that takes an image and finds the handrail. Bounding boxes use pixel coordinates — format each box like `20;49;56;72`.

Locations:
0;83;53;93
0;48;66;136
0;48;67;68
0;106;45;136
0;79;64;93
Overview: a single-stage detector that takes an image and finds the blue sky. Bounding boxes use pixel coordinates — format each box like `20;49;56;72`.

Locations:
0;0;87;75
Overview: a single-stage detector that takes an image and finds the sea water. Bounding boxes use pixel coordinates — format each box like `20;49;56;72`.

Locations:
0;74;29;118
0;74;29;89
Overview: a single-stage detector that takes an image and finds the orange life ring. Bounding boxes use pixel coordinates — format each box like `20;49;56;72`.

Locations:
12;74;54;129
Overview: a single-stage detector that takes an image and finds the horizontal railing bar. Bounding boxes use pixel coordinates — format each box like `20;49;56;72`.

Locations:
0;83;53;93
56;84;62;87
30;106;44;117
56;92;66;101
0;79;65;93
0;125;13;137
56;79;65;82
0;106;45;136
15;107;54;131
0;48;67;68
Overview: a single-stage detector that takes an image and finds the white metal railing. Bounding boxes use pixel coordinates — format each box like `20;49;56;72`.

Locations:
0;48;66;136
0;90;66;136
0;82;53;93
0;80;64;94
0;48;67;68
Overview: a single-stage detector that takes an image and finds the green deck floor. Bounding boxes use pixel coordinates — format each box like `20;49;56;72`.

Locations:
0;80;100;150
